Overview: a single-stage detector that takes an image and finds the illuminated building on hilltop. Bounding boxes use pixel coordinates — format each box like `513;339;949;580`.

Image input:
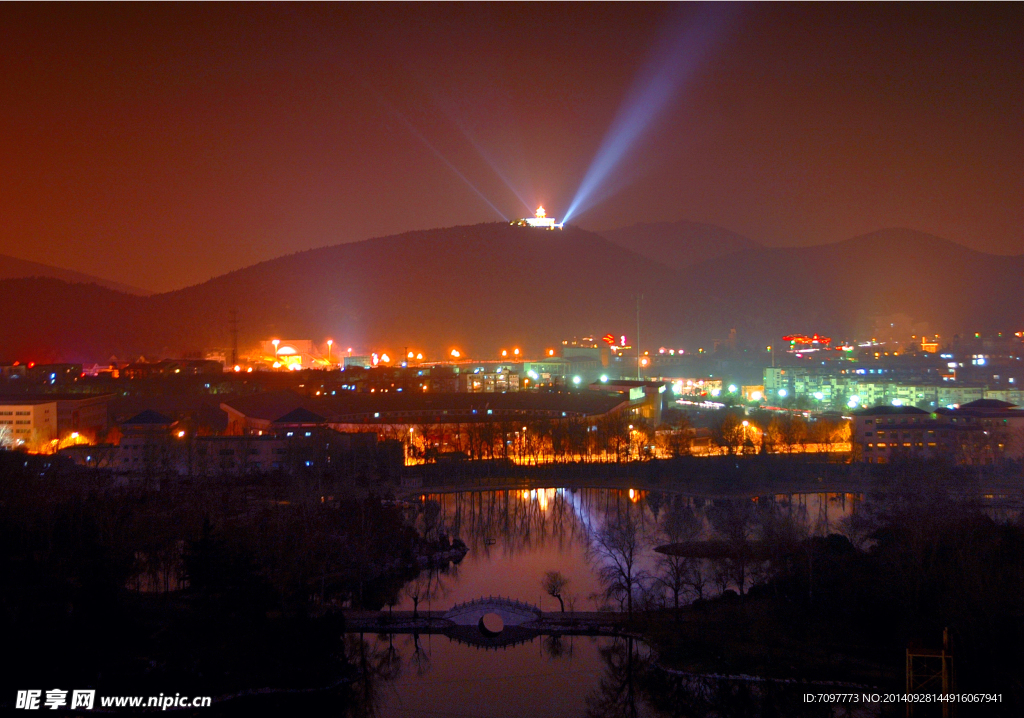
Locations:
511;206;563;230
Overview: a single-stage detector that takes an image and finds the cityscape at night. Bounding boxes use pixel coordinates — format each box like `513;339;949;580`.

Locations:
2;4;1023;717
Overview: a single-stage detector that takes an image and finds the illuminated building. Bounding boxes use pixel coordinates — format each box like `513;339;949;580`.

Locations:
0;398;56;448
458;369;520;393
588;380;667;425
260;339;316;369
0;393;111;447
510;206;563;230
853;399;1024;464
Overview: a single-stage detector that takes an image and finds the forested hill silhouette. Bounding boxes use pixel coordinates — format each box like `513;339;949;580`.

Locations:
0;252;150;295
597;220;762;270
0;224;692;361
2;224;1021;363
692;228;1024;343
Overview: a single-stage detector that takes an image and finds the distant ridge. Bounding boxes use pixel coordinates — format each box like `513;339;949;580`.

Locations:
597;220;762;271
692;227;1024;341
1;223;1022;363
0;253;150;296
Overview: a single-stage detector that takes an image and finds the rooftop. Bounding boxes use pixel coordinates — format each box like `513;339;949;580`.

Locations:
853;405;931;416
222;390;627;423
123;409;175;425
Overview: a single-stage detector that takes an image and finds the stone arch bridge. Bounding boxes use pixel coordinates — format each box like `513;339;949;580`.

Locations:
442;596;542;627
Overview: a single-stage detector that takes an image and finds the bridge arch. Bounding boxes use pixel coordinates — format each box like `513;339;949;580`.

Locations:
443;596;542;627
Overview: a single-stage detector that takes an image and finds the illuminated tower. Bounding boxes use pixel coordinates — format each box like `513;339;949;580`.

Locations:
511;206;563;229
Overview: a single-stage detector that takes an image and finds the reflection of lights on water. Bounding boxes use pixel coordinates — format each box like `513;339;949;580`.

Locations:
628;488;635;500
538;488;552;511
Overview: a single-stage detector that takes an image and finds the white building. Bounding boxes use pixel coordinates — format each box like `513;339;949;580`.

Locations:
510;206;563;230
0;399;57;448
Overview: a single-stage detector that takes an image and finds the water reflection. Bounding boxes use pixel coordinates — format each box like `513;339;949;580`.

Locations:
347;633;666;718
344;631;846;718
397;489;862;611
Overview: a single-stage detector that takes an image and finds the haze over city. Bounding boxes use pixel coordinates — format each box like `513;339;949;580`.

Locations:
2;3;1022;292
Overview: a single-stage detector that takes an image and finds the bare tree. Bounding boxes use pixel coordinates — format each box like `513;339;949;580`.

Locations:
712;413;745;456
404;564;450;619
707;499;758;596
657;417;692;458
588;510;650;616
542;570;570;612
654;501;702;613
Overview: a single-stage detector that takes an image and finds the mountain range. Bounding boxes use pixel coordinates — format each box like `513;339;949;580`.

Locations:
0;253;150;295
2;222;1022;363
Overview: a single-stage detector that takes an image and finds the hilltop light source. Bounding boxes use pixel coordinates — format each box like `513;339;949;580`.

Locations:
511;205;563;230
450;349;461;358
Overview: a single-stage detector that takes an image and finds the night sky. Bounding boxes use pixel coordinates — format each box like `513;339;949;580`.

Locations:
2;3;1021;292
